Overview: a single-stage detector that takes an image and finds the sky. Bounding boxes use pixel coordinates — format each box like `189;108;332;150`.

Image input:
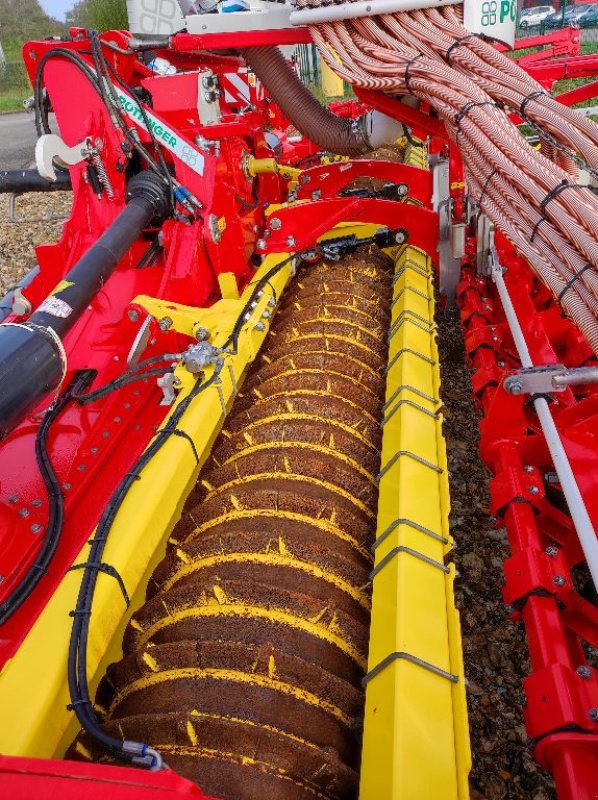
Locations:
39;0;75;21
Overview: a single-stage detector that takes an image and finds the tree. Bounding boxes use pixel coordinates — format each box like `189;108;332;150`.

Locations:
69;0;128;31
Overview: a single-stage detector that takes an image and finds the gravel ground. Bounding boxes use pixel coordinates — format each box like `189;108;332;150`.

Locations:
439;308;556;800
0;192;558;797
0;193;72;294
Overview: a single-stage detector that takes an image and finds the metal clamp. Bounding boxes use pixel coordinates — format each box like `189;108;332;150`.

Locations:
504;365;598;396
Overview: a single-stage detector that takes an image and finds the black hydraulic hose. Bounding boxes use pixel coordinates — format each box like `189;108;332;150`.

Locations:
0;168;71;194
0;171;171;440
68;364;223;769
0;371;93;626
242;46;370;157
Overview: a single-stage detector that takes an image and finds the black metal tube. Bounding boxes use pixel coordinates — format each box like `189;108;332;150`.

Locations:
31;196;158;337
0;171;170;439
0;324;64;440
0;168;71;194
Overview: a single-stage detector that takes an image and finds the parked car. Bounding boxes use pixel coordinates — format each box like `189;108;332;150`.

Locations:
546;3;596;27
519;6;556;28
576;2;598;25
519;5;556;27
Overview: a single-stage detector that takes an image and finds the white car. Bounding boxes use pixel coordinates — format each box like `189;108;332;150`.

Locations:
519;5;556;27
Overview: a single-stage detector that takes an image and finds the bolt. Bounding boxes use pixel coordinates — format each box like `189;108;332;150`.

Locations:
18;508;29;518
262;310;271;319
545;546;558;557
257;239;267;250
8;494;18;504
395;231;407;245
32;499;42;507
102;431;110;439
492;335;499;342
64;483;72;491
113;355;120;362
498;361;505;367
505;604;514;614
577;666;592;679
128;309;139;323
509;381;523;395
268;298;276;308
524;465;534;473
196;327;209;341
311;190;322;201
589;708;598;722
113;416;121;424
0;575;4;584
269;217;282;231
90;447;99;454
529;485;540;495
30;523;42;533
254;321;266;332
286;236;296;248
553;575;566;587
77;464;86;472
159;316;173;331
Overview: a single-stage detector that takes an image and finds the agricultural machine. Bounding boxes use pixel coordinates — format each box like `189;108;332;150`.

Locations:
0;0;597;798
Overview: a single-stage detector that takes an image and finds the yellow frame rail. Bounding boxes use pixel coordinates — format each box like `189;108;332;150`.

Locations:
359;245;471;799
0;252;296;759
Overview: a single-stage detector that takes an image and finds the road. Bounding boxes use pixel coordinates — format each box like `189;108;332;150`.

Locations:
0;112;38;169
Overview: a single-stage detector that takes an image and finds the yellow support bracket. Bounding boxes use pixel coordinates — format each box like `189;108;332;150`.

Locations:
0;252;296;760
359;246;471;800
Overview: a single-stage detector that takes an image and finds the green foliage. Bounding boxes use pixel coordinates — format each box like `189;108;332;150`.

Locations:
0;0;66;59
69;0;128;31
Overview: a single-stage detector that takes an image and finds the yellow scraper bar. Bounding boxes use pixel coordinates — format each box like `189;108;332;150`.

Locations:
359;245;471;800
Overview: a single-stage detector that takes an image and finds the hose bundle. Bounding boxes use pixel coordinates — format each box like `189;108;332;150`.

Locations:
299;1;598;352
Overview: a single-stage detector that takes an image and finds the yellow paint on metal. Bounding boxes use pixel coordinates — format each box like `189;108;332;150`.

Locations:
152;744;329;798
359;246;471;800
134;603;365;668
203;472;375;518
321;60;345;98
161;551;371;608
184;508;371;560
218;272;239;300
108;667;351;725
222;440;377;483
0;251;299;759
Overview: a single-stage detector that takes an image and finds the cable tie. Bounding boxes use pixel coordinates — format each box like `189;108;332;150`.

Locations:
478;168;498;207
445;34;477;65
519;90;547;116
66;698;92;711
530;216;548;243
455;101;498;132
404;53;424;95
172;428;200;465
68;561;130;606
69;609;92;617
557;264;593;303
540;179;583;214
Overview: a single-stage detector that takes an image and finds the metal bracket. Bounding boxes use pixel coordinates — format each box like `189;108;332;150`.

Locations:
505;364;598;396
35;134;91;181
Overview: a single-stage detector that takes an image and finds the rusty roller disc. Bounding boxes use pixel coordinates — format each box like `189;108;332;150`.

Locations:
70;247;393;800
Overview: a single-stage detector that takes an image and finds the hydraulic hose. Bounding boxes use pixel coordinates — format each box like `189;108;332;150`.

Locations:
0;171;171;440
242;46;404;156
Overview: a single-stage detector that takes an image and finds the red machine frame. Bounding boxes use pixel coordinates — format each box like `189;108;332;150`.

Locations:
1;18;598;800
